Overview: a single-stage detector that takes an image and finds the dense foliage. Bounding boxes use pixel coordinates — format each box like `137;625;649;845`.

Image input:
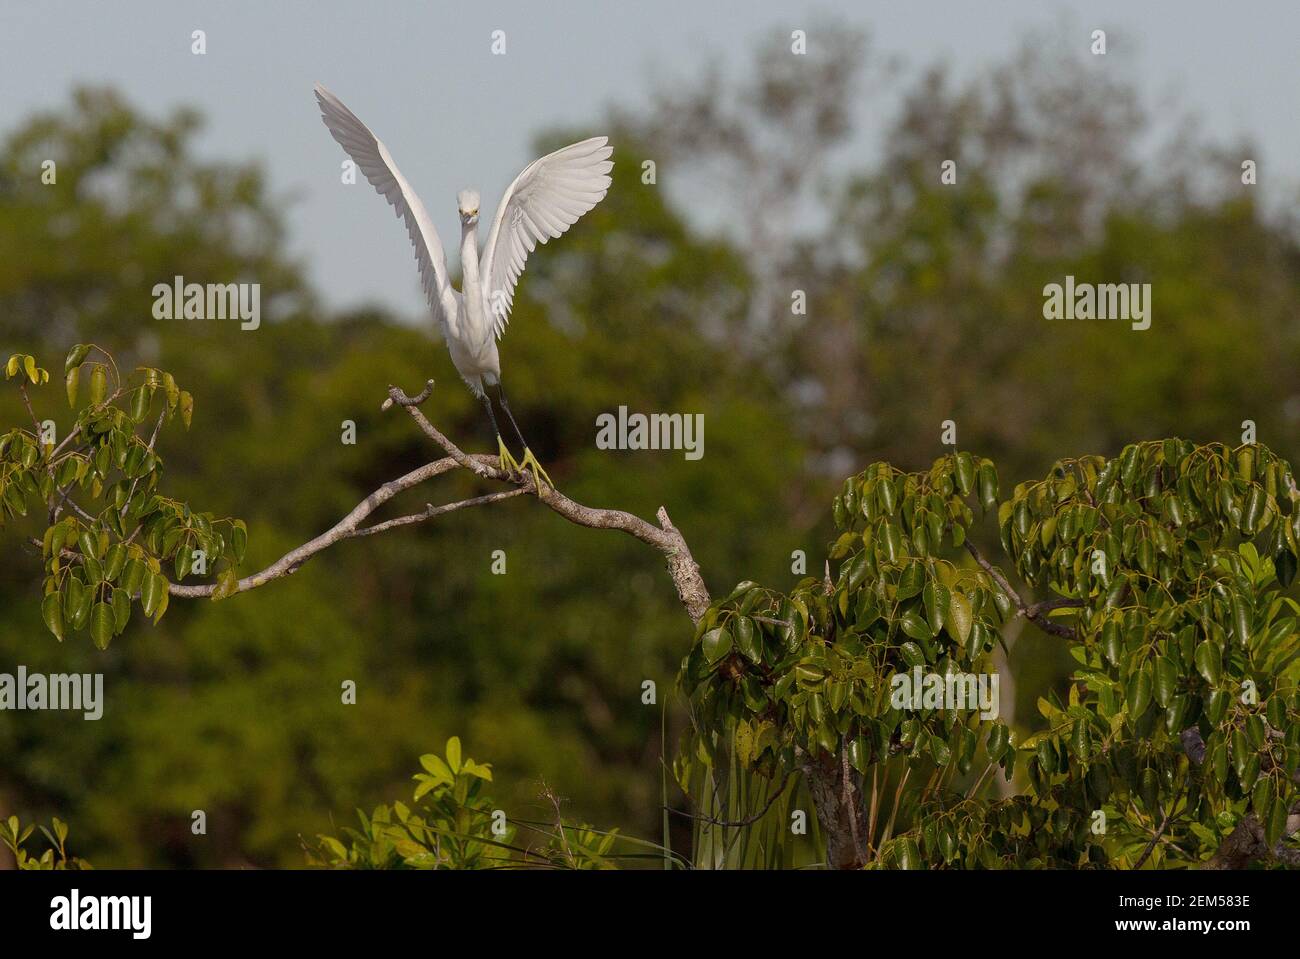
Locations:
683;442;1300;867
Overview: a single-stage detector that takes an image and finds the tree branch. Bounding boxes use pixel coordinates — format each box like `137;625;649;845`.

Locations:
165;383;712;625
1132;809;1170;869
963;540;1080;639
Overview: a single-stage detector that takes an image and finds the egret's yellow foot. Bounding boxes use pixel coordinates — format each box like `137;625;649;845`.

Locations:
518;447;554;492
497;437;524;476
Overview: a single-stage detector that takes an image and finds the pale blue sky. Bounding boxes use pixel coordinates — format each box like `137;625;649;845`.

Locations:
2;1;1297;318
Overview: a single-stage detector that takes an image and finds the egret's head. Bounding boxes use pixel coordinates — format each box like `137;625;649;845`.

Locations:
457;189;480;226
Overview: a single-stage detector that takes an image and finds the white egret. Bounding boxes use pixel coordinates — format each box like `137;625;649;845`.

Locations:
313;83;614;488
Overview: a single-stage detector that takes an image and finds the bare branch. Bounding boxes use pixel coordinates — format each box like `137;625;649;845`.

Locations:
164;384;713;626
166;456;464;598
351;488;528;537
381;378;435;411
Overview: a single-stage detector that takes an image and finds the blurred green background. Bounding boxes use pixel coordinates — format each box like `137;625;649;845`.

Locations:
2;23;1299;866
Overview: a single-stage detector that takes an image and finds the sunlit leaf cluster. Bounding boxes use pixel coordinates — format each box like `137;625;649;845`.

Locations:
307;738;633;870
3;347;246;648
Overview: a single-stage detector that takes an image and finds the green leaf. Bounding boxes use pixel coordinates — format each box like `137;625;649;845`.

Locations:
111;586;131;634
65;367;80;408
41;593;64;642
954;452;976;496
62;576;84;624
1231;592;1251;646
103;544;126;582
977;462;998;512
88;365;108;406
1127;664;1153;719
929;733;951;767
1276;550;1297;588
130;385;150;422
896;838;921;870
1138;767;1160;813
64;344;91;374
922;581;949;637
900;610;930;643
878;477;896;514
1153;657;1178;709
89;602;114;650
734;616;761;663
1210;739;1228;785
1036;739;1057;774
175;544;193;581
445;736;462;774
1071;719;1091;760
1194;641;1222;685
121;558;146;596
1241;486;1264;536
945;592;973;647
140;569;165;616
77;529;101;560
898;641;926;668
701;627;733;664
986;723;1009;761
847;736;869;774
896;561;925;600
70;583;93;631
1101;621;1122;666
1014;500;1031;538
418;753;453;782
1266;791;1289;847
1136;539;1155;575
1246;714;1266;749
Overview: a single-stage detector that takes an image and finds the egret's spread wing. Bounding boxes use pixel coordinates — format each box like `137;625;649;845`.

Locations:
314;83;458;326
480;137;613;338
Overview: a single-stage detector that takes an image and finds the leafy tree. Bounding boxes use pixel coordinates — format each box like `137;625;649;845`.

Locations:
683;442;1300;867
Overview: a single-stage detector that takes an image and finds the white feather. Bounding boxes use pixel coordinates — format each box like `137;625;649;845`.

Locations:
313;83;460;334
479;137;613;339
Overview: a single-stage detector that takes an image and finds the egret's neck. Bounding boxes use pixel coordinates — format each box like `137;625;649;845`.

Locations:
460;222;481;295
459;221;491;345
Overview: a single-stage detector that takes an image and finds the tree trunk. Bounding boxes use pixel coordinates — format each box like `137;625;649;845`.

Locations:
802;748;869;869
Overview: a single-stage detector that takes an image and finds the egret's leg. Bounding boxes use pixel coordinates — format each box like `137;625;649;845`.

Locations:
483;396;521;475
497;386;554;491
